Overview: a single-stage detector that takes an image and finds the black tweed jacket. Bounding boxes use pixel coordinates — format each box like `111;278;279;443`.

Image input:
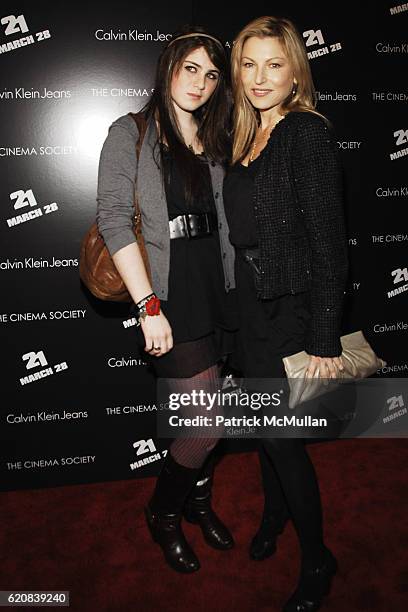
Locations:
253;111;349;357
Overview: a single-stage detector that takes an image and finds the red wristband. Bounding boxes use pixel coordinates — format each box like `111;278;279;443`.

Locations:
145;295;161;316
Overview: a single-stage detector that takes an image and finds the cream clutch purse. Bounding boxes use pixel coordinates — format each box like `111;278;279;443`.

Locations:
282;331;386;409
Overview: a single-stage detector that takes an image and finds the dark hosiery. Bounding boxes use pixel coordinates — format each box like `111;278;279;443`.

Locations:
169;364;223;468
261;437;326;569
258;443;290;526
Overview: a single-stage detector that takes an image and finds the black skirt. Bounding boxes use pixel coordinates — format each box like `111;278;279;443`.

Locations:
136;231;237;378
233;249;311;379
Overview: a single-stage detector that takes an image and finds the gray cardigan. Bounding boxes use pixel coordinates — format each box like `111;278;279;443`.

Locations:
96;114;235;300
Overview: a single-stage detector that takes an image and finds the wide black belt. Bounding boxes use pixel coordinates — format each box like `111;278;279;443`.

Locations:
169;213;218;239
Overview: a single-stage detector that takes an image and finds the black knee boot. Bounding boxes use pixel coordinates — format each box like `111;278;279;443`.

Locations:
145;453;202;573
184;454;234;550
250;445;290;560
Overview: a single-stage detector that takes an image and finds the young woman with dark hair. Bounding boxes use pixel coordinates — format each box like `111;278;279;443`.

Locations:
224;15;349;612
97;26;236;573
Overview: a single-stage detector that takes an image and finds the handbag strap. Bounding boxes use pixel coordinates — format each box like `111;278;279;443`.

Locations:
127;112;148;220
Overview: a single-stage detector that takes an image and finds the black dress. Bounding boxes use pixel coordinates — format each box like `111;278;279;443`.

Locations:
223;152;311;380
137;148;237;378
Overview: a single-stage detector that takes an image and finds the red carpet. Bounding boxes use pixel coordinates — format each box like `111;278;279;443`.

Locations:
1;439;408;612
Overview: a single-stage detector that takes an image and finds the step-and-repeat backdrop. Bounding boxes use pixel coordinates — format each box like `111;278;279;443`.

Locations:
1;1;407;491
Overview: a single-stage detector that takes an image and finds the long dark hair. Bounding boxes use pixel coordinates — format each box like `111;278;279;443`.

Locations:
142;25;231;204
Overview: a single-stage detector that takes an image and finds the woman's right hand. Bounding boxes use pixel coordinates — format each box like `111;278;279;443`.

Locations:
140;312;173;357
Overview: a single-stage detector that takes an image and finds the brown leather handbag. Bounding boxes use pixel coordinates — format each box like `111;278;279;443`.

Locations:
79;112;150;302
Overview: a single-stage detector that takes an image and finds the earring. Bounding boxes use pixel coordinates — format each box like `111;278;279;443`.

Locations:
292;82;297;96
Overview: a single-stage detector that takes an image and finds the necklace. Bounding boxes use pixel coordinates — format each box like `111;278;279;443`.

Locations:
187;138;202;154
188;142;204;155
249;115;285;163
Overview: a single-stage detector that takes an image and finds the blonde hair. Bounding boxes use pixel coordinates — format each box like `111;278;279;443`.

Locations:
231;15;324;163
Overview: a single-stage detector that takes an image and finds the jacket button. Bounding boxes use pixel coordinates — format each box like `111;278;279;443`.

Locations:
226;281;230;288
215;192;219;199
222;252;226;259
211;161;216;167
219;223;222;229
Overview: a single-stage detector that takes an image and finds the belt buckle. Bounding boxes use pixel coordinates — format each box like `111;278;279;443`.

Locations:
183;214;193;238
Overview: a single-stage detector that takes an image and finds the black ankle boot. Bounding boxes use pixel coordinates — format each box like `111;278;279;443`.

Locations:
145;454;201;573
282;547;338;612
249;512;288;560
145;505;199;573
184;458;234;550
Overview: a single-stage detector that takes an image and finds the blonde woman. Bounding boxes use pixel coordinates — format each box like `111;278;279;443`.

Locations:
224;16;348;611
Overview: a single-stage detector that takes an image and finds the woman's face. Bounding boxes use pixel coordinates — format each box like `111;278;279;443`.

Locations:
240;36;295;112
171;46;220;114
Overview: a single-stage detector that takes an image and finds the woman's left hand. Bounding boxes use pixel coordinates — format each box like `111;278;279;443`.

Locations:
306;355;344;379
